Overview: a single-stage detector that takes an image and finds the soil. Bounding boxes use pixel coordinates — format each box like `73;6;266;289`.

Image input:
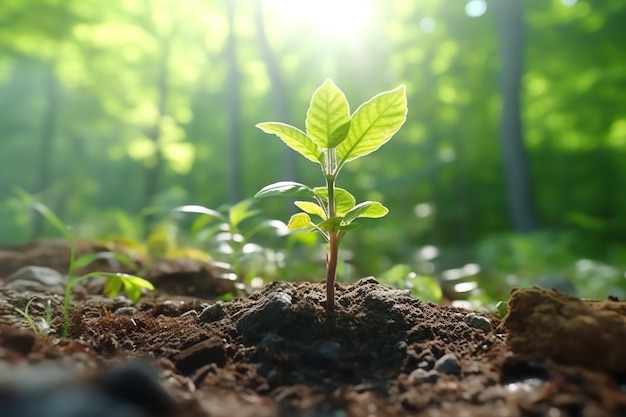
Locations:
1;240;626;417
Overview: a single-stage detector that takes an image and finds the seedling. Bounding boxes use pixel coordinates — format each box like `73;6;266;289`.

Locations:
13;297;54;336
17;190;154;338
254;79;407;314
173;199;288;283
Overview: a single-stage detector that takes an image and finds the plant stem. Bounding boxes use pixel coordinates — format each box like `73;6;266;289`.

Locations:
325;175;338;315
62;238;77;338
326;230;339;314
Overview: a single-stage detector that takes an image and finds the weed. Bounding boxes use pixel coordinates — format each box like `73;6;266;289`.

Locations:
254;79;407;314
17;190;154;338
13;296;54;336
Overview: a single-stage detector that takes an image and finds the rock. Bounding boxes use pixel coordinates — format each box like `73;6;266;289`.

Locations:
235;292;292;342
197;301;227;323
394;340;408;353
434;353;461;376
318;341;342;361
259;332;284;350
0;360;173;417
4;266;66;294
409;368;438;384
114;307;137;316
464;313;492;332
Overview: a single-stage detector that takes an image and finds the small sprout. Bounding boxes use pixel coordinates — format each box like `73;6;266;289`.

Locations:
16;189;154;338
254;79;407;314
495;300;508;318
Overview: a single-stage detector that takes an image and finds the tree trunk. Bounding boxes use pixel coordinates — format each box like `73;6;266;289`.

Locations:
226;0;242;204
495;0;537;232
143;38;170;232
34;61;59;238
253;0;296;182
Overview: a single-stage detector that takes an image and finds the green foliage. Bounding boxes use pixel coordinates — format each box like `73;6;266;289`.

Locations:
495;300;508;319
2;1;626;301
174;199;288;284
379;264;443;304
18;191;154;338
13;297;54;337
255;79;407;313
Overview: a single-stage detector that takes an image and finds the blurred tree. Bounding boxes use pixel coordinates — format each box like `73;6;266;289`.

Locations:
495;0;536;232
253;0;296;182
226;0;242;204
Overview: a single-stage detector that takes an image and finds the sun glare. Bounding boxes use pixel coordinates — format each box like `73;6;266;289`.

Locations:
267;0;375;40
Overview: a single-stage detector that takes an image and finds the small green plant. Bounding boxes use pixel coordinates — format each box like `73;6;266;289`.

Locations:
174;199;288;283
495;300;508;318
13;297;54;336
17;191;154;338
254;79;407;314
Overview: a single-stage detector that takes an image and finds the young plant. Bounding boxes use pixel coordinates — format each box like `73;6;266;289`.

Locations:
13;297;54;336
17;190;154;338
173;199;288;283
254;79;407;314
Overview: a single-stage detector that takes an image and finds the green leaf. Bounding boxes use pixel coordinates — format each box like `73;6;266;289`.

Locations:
229;199;259;229
27;199;72;239
313;187;356;215
342;201;389;224
337;222;360;232
174;205;226;221
294;201;327;219
412;275;443;304
328;121;351;148
336;85;407;166
255;181;315;199
98;272;154;302
256;122;322;164
103;276;123;298
317;216;342;232
495;300;508;318
287;212;313;230
74;252;106;269
73;251;138;270
306;79;351;148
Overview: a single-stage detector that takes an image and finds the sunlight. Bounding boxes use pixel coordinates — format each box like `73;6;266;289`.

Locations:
266;0;374;40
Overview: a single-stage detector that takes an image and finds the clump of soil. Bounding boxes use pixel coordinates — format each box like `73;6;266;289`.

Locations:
1;241;626;417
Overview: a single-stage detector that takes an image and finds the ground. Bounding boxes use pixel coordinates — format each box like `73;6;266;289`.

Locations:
0;240;625;417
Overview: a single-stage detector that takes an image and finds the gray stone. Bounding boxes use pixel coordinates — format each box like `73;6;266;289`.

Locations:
434;353;461;375
318;341;342;361
409;368;439;384
259;333;284;349
113;307;137;316
0;361;173;417
5;266;66;294
198;301;227;323
464;313;492;332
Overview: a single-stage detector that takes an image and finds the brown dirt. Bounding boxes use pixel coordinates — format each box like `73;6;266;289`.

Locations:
1;241;626;417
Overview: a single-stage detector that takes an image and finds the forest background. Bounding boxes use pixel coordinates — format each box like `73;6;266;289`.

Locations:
1;0;625;304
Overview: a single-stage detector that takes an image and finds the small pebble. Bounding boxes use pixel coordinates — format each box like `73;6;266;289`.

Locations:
434;353;461;376
5;266;66;294
394;341;408;353
464;313;492;332
259;333;284;349
113;307;137;316
198;301;227;323
318;341;342;361
409;368;439;384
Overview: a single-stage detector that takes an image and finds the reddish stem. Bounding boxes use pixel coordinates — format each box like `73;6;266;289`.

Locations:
326;230;339;315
